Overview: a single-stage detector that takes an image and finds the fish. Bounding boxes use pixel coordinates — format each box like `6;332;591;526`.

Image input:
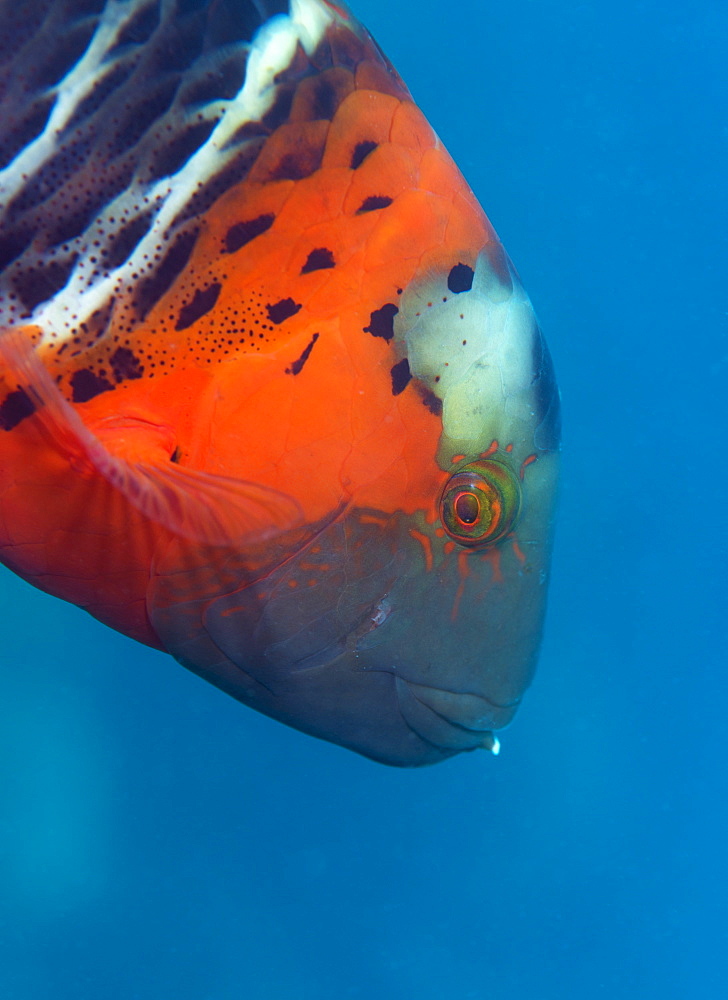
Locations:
0;0;560;766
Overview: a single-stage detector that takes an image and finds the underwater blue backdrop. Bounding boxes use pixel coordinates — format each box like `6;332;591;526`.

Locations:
1;0;725;996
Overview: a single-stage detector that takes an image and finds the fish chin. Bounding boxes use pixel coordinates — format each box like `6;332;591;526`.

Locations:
150;497;555;766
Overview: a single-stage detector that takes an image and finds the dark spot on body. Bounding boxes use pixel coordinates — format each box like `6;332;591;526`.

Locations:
447;262;474;293
364;303;398;341
286;333;319;375
224;213;274;253
419;387;443;415
31;22;96;90
390;358;411;396
70;369;114;403
13;255;78;312
0;228;32;271
134;228;198;319
148;118;218;181
267;297;301;324
174;141;264;225
110;1;161;52
104;211;154;270
301;247;335;273
356;195;393;214
0;96;56;172
175;281;221;330
0;388;35;431
269;144;323;181
350;140;377;169
110;347;144;382
170;446;181;463
181;52;248;105
262;87;295;131
311;79;338;119
109;79;179;157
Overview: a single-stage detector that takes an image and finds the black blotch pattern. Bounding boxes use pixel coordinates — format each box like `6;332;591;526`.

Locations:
181;53;248;105
0;388;36;432
175;281;221;330
350;140;377;169
419;388;443;416
269;145;324;182
311;79;338;119
262;87;295;131
390;358;411;396
267;298;302;324
0;228;33;271
111;347;144;382
206;0;264;47
109;1;161;52
364;303;398;341
174;141;264;226
357;195;393;214
31;21;97;90
148;118;218;181
109;79;180;156
286;333;319;375
447;262;474;294
149;15;204;73
13;256;78;312
8;134;93;215
0;96;56;171
104;211;155;270
134;228;198;319
70;368;114;403
63;63;135;134
301;247;335;274
224;213;274;253
48;197;108;247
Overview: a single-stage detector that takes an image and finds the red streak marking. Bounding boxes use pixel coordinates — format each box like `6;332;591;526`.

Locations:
435;527;445;538
458;550;470;579
443;540;456;555
359;512;390;526
520;454;537;479
450;552;472;622
287;579;298;588
505;443;513;453
409;528;433;571
451;580;465;622
481;440;498;459
451;454;466;464
307;579;318;587
512;540;527;565
481;547;504;584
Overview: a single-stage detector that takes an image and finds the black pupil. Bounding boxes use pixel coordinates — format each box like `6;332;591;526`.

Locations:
454;491;480;525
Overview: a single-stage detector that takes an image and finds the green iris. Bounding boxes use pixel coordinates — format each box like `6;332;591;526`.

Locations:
439;458;522;547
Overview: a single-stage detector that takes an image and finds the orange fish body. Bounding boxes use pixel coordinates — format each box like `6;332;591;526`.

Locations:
0;0;559;765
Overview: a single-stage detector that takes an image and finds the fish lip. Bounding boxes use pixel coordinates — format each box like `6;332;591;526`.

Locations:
389;675;520;754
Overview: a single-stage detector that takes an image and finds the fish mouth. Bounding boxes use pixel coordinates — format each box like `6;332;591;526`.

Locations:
393;677;509;754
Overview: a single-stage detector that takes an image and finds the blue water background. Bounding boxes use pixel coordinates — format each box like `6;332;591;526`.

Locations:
1;1;725;996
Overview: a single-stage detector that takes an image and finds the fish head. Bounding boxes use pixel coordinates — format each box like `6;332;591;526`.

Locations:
150;243;560;766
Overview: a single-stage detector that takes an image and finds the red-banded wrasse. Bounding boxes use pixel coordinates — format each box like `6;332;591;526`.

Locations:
0;0;560;766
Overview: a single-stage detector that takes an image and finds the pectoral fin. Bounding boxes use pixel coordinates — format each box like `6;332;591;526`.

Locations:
0;328;301;546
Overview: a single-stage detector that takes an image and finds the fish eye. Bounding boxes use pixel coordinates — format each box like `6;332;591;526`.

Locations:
439;459;522;547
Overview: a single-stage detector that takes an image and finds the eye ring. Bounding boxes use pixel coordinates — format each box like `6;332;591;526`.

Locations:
439;458;521;548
